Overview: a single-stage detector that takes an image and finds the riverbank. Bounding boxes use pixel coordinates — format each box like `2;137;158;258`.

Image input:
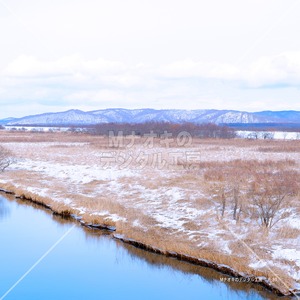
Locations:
0;131;299;297
0;189;293;297
0;192;281;300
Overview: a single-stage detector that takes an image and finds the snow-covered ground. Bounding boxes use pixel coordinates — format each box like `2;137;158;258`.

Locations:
0;132;299;294
236;130;300;140
4;126;76;132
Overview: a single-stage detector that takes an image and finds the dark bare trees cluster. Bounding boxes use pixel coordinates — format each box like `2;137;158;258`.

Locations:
90;122;235;139
205;160;299;229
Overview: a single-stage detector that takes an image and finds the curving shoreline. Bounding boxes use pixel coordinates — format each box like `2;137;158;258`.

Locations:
0;187;298;298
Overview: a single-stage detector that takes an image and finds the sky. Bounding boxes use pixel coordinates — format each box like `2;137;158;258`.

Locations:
1;0;300;118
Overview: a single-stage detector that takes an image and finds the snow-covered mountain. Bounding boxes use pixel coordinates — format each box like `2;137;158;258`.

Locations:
2;109;300;126
0;117;17;125
5;110;109;126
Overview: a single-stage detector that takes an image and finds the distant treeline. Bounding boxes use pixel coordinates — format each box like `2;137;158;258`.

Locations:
88;122;236;138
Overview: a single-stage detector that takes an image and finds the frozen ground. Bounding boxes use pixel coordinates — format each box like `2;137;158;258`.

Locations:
236;130;300;140
0;132;299;294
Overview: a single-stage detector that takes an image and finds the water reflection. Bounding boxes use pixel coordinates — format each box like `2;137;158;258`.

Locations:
0;195;10;220
117;242;285;300
0;193;287;300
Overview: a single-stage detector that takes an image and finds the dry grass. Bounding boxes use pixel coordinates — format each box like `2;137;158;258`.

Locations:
0;130;299;294
275;226;300;240
257;140;300;153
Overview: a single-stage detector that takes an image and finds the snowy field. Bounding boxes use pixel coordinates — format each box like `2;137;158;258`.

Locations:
236;130;300;140
0;131;299;295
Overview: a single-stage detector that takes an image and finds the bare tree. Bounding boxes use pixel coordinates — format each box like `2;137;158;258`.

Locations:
220;188;226;217
248;169;298;228
205;159;299;227
0;146;14;172
232;184;242;221
262;132;274;140
206;161;248;222
210;184;227;218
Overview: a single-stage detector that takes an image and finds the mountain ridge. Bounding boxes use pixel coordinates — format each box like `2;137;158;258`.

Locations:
2;108;300;126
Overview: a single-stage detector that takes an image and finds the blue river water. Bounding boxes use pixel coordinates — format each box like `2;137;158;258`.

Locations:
0;194;275;300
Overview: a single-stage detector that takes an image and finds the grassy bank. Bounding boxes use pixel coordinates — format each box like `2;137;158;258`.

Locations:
0;131;299;296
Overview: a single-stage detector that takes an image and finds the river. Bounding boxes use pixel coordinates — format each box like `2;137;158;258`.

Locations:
0;194;278;299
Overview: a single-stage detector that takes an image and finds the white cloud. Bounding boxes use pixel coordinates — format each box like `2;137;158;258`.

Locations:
159;59;239;80
3;55;127;78
64;90;128;104
158;52;300;88
0;0;300;118
243;52;300;88
1;52;300;118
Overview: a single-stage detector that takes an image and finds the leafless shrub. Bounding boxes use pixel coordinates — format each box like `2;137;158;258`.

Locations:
248;169;298;228
0;146;14;172
211;179;244;221
204;159;299;227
